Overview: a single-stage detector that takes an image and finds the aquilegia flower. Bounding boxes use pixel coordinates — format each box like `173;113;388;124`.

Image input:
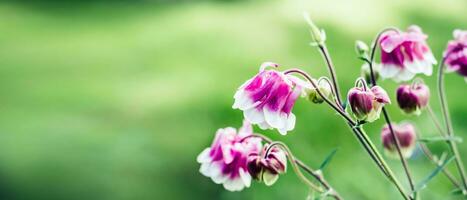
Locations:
381;122;417;159
396;83;430;115
379;25;437;82
232;62;309;135
247;144;287;186
347;85;390;122
443;29;467;78
197;120;262;191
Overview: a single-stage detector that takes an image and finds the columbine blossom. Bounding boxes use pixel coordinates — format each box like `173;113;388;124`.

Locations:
232;62;310;135
396;83;430;115
379;25;437;82
247;144;287;186
443;29;467;78
347;85;391;122
381;122;417;159
197;121;262;191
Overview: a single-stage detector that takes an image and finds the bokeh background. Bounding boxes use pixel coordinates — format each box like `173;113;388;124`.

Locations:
0;0;465;199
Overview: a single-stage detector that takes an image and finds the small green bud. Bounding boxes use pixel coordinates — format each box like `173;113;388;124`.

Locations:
306;78;332;104
355;40;369;59
304;12;326;46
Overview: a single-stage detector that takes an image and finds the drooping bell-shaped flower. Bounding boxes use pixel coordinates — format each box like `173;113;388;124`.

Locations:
232;62;310;135
381;122;417;159
197;120;262;191
379;25;437;82
443;29;467;78
396;83;430;115
347;85;390;122
247;144;287;186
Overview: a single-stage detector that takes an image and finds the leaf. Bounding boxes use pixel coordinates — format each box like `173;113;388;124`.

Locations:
319;148;339;170
418;136;462;143
413;156;455;194
449;188;463;196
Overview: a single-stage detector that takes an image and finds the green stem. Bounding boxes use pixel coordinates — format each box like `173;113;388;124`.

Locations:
437;57;467;193
265;142;322;192
368;28;416;198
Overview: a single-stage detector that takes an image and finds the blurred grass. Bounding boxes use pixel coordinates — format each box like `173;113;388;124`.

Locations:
0;0;466;199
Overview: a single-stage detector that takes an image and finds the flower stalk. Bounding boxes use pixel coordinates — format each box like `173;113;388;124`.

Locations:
437;56;467;193
245;134;343;200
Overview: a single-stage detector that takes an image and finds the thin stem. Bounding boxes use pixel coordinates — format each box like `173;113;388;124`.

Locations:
284;69;352;122
426;105;447;138
357;127;410;200
420;144;461;189
318;76;340;105
318;44;344;109
369;28;416;197
245;134;343;200
266;142;322;192
437;57;467;192
381;108;416;194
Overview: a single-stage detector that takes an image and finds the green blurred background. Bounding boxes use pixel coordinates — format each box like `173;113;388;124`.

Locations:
0;0;465;199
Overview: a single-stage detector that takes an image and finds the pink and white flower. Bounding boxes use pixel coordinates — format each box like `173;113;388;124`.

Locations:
443;29;467;78
379;25;437;82
232;62;310;135
197;121;262;191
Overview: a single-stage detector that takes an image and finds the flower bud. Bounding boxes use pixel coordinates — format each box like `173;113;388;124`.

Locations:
381;122;417;159
355;40;369;59
396;83;430;115
306;79;332;104
304;12;326;46
361;63;380;84
347;85;390;122
247;145;287;186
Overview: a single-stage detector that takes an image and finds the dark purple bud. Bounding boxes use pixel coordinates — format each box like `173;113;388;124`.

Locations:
396;84;430;115
246;145;287;186
381;122;417;159
347;87;374;120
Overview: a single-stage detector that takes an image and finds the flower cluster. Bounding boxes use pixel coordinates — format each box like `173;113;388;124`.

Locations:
197;19;466;198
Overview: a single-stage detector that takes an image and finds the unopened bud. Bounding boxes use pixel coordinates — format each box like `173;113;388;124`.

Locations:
396;83;430;115
306;78;332;104
304;12;326;46
247;145;287;186
355;40;369;59
381;122;417;159
347;84;390;122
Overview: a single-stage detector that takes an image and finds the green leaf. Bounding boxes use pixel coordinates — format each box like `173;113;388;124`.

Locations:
418;136;462;143
413;156;455;194
449;188;463;196
319;148;339;170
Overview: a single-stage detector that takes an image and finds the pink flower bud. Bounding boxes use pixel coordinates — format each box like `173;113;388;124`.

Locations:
381;122;417;159
396;83;430;115
347;85;390;122
444;29;467;78
379;25;436;82
247;145;287;186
